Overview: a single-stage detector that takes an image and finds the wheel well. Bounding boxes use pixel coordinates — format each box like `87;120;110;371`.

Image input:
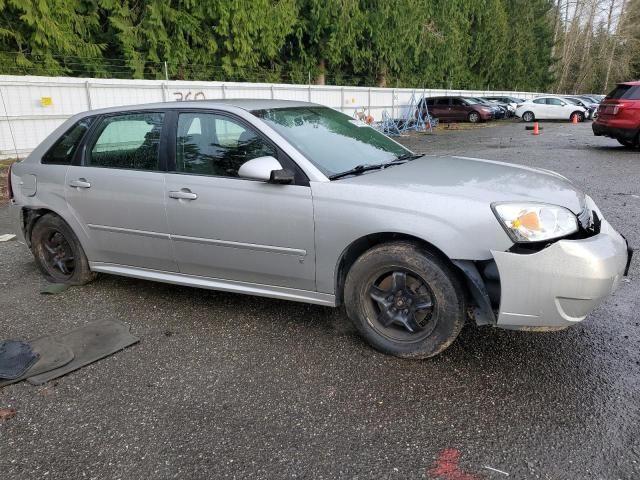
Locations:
334;233;455;305
21;207;58;247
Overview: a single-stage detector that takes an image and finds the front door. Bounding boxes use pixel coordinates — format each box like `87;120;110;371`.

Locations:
164;111;316;290
65;111;177;271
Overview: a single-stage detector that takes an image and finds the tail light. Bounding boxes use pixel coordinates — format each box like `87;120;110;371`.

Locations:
599;102;625;115
6;162;14;200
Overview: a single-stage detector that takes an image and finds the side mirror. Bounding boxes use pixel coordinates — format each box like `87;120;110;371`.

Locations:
238;156;294;184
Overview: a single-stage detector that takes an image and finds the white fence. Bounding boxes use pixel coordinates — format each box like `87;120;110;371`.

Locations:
0;75;543;158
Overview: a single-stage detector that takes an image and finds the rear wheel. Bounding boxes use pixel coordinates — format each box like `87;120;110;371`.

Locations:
31;213;96;285
617;138;638;148
344;242;465;359
468;111;481;123
522;111;535;122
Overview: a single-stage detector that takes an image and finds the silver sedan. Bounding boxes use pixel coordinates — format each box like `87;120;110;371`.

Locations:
8;100;632;358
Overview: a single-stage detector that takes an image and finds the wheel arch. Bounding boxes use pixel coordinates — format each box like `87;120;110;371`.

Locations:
21;207;89;254
334;232;459;306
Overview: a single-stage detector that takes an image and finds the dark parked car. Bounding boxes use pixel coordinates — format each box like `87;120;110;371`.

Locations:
418;96;493;123
469;97;507;119
564;97;596;119
593;81;640;148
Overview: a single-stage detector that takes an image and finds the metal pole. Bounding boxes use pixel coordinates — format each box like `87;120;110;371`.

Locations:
270;85;274;99
368;87;371;116
341;87;345;112
391;89;395;119
164;61;169;81
221;84;226;99
0;86;19;160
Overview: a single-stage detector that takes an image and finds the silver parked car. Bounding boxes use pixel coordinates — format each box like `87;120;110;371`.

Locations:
8;100;633;358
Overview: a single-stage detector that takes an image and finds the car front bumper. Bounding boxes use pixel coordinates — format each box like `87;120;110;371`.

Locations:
491;218;631;330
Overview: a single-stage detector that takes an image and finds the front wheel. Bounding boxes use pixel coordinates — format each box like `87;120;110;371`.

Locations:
468;111;481;123
344;242;465;359
571;111;585;122
31;213;96;285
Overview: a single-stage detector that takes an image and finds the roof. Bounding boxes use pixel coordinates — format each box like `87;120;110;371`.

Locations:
76;99;317;117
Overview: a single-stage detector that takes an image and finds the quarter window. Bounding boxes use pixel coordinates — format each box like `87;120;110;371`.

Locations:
88;112;164;170
546;98;564;106
533;98;546;104
176;113;277;177
42;117;95;165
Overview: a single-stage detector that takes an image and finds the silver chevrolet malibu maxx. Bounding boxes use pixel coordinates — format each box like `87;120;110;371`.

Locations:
8;100;633;358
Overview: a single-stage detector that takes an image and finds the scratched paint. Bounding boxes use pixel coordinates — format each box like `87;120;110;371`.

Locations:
428;448;480;480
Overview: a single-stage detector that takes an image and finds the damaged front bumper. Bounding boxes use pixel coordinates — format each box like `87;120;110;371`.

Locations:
492;218;631;329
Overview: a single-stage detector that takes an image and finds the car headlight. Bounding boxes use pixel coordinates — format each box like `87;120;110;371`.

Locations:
491;202;578;243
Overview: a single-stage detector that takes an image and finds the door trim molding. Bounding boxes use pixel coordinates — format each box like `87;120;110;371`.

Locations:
90;262;335;306
87;225;306;256
87;224;170;239
170;234;306;256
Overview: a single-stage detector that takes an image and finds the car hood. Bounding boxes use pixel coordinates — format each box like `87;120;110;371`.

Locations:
341;155;585;214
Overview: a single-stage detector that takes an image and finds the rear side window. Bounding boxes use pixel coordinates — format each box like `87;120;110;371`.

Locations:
547;98;564;106
606;85;640;100
88;112;164;170
42;117;95;165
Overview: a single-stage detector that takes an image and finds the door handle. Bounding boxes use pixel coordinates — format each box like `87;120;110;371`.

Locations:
168;189;198;200
69;178;91;189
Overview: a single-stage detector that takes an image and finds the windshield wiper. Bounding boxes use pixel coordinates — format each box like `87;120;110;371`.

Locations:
329;163;386;180
329;154;424;180
393;152;425;162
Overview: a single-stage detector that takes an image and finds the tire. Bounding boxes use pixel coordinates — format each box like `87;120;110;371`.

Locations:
521;111;535;122
468;111;481;123
617;138;638;148
31;213;96;285
344;242;465;359
571;111;585;122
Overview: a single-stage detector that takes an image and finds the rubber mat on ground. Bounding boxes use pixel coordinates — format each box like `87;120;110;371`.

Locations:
27;320;139;385
0;340;39;379
0;339;74;388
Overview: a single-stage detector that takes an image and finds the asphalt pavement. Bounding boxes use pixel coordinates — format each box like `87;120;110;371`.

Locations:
0;120;638;479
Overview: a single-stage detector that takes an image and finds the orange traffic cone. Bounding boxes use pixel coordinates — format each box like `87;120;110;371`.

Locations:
571;114;578;124
533;121;539;135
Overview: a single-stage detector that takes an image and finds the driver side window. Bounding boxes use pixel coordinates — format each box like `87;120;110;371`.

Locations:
176;113;277;177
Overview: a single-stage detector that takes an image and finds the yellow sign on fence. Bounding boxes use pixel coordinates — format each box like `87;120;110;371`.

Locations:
40;97;53;107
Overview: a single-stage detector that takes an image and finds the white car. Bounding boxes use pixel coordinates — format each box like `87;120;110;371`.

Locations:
516;96;588;122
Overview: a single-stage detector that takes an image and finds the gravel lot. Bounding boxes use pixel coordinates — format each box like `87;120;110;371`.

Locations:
0;121;638;479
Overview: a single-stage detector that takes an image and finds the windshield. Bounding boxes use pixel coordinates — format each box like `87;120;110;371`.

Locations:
252;106;410;177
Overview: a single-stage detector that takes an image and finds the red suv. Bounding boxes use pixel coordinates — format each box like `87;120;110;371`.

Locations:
593;81;640;148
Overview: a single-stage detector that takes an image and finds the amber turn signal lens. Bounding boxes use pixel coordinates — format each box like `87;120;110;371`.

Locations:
512;211;541;231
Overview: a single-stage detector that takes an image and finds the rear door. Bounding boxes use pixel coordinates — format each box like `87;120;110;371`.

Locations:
65;111;176;271
532;98;548;119
431;98;452;120
163;110;316;290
